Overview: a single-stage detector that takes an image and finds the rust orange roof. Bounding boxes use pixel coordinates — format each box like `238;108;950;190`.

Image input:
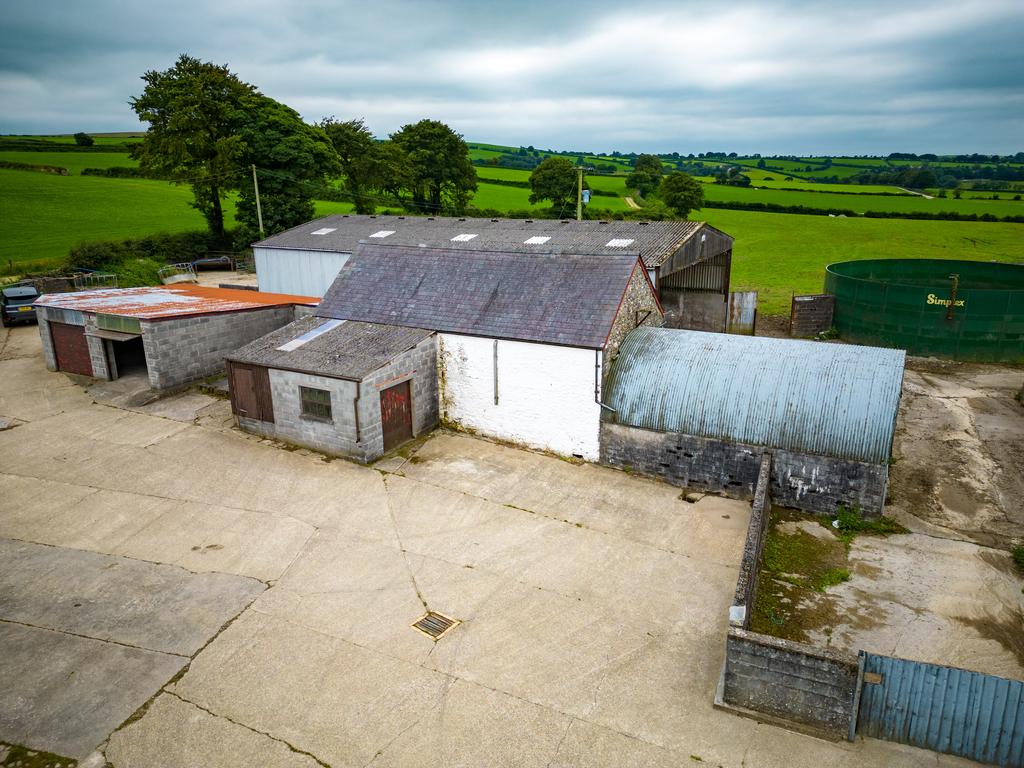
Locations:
35;284;319;320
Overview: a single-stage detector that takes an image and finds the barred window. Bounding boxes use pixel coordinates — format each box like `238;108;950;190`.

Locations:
299;386;332;422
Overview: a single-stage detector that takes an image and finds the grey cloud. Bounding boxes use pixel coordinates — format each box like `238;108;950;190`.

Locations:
0;0;1021;154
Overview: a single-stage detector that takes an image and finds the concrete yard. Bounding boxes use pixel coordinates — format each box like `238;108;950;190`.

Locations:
0;324;980;767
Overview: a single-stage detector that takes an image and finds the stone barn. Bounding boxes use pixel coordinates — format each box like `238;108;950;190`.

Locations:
599;327;906;516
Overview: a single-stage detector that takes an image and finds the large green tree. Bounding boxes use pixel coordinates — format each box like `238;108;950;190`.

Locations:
659;172;704;218
130;55;254;241
232;94;339;239
320;117;385;214
528;156;579;213
389;120;477;214
626;154;664;197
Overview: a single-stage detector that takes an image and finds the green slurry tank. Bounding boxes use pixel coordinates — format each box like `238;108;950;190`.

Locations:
824;259;1024;362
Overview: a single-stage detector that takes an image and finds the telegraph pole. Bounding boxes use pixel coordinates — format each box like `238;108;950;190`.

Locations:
576;166;584;221
252;165;265;238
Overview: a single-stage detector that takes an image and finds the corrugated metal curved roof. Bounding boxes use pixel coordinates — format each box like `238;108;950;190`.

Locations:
603;327;905;464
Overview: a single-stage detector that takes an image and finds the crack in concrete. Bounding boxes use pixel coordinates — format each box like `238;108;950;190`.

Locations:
0;617;189;659
381;475;429;611
164;690;332;768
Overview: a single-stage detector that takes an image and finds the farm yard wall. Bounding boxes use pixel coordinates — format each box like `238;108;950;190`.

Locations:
598;422;888;516
237;336;437;462
439;333;601;460
141;306;294;390
660;289;728;331
721;628;860;739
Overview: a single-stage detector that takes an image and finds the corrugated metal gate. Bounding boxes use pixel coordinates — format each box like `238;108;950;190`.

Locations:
856;652;1024;766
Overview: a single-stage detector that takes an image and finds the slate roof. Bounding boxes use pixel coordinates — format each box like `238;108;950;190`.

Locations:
316;243;643;348
254;214;718;269
226;315;434;381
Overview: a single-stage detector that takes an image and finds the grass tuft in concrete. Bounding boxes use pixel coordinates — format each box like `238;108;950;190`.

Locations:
826;505;909;547
0;741;76;768
1012;545;1024;574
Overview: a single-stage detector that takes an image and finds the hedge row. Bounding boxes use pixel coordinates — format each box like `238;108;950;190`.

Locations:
702;199;1024;223
0;159;68;175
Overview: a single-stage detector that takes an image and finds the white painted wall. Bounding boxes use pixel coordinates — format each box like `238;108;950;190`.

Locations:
253;247;350;297
439;333;602;460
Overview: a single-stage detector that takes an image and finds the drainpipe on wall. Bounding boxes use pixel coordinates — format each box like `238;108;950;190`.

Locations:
595;349;616;413
353;382;361;443
493;340;499;405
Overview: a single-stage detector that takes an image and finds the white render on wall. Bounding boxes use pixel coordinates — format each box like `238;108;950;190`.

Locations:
253;247;350;297
438;333;602;460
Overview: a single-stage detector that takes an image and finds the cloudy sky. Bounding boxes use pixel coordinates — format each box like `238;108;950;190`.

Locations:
2;0;1022;155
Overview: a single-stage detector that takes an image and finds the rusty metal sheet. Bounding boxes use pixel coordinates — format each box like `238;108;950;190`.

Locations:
728;291;758;335
35;285;318;320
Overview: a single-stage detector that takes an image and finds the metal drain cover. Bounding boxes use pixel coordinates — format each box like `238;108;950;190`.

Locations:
412;611;460;640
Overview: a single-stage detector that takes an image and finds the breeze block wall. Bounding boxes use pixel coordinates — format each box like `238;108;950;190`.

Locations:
599;422;888;517
722;628;859;739
355;335;438;460
141;306;295;390
237;336;437;463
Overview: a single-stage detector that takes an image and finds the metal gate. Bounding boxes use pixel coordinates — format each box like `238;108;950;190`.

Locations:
380;380;413;452
856;652;1024;766
727;291;757;335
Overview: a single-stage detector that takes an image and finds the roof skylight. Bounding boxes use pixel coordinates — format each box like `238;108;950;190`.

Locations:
311;227;336;235
605;238;635;247
369;230;396;238
276;319;345;352
524;236;551;245
451;233;478;242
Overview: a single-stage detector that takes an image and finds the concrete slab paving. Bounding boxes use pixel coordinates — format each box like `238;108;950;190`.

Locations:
0;326;989;768
105;694;323;768
0;622;187;760
0;540;264;655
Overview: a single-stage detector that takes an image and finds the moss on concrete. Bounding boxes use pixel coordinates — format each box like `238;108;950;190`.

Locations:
0;742;76;768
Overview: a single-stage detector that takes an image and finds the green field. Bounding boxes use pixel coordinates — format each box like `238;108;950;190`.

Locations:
700;182;1024;217
4;136;1023;316
698;208;1024;314
0;168;354;270
1;151;138;174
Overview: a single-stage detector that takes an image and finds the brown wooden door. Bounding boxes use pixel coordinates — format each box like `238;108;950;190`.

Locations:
50;322;93;376
228;362;274;422
380;380;413;452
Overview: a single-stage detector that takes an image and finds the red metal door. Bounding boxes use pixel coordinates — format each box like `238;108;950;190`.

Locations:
50;322;93;376
380;380;413;452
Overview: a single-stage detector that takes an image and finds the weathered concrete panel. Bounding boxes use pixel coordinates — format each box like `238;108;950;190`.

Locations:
599;422;888;516
722;628;859;739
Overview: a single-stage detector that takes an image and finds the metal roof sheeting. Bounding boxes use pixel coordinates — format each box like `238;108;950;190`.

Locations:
604;327;905;464
34;285;318;320
254;214;726;269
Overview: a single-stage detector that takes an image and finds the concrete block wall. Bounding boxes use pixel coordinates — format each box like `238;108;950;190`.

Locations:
722;628;859;739
237;336;437;463
141;306;293;390
660;289;727;332
243;370;366;459
37;307;86;372
599;422;888;517
356;336;439;459
731;454;772;628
